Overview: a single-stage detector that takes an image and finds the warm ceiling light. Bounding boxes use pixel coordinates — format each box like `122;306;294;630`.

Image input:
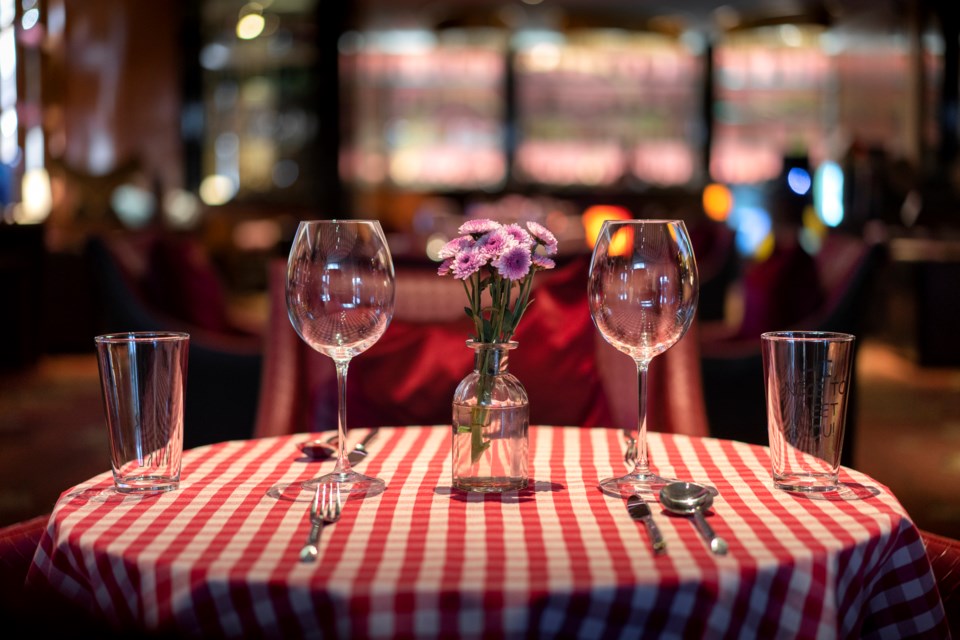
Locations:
237;13;265;40
582;204;631;249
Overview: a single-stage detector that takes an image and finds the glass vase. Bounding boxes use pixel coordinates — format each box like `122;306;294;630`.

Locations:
452;341;529;492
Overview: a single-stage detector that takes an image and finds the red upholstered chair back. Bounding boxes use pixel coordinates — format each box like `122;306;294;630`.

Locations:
86;233;264;448
1;514;122;635
254;255;708;438
920;529;960;634
0;514;47;626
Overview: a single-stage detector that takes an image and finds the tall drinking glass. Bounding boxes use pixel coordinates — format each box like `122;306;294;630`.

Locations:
588;220;698;496
286;220;395;497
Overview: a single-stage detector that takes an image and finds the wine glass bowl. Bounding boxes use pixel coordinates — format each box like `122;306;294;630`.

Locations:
285;220;395;497
588;220;698;496
287;266;393;360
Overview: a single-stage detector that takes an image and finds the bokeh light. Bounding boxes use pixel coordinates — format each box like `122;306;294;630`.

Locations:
199;174;237;206
702;183;733;221
17;168;52;224
236;10;265;40
730;205;772;257
233;219;282;251
425;233;448;261
110;183;155;229
582;204;631;248
163;189;202;229
787;167;812;195
799;204;826;254
814;161;844;227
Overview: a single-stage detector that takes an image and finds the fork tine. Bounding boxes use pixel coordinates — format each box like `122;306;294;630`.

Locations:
322;481;342;523
310;482;321;523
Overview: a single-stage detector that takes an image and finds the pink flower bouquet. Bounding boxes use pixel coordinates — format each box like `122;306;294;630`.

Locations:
438;219;557;343
438;218;557;462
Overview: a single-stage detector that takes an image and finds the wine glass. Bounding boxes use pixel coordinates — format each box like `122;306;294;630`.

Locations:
588;220;698;496
286;220;395;497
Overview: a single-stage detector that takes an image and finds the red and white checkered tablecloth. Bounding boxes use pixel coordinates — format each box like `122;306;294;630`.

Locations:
27;426;949;639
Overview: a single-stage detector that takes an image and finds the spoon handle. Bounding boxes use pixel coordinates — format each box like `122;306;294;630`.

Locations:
357;427;380;450
692;509;728;556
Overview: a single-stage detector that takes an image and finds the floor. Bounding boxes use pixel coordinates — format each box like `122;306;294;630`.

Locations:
1;339;959;538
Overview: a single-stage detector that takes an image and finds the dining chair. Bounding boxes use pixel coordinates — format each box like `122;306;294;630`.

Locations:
0;514;48;634
920;529;960;633
0;513;133;636
0;513;46;595
254;255;710;438
699;232;886;467
86;233;263;448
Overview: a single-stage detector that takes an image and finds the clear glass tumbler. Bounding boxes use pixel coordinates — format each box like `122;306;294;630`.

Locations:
95;331;189;493
762;331;856;492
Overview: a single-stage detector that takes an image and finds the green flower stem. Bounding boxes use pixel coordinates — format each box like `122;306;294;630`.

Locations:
464;345;496;464
459;268;532;464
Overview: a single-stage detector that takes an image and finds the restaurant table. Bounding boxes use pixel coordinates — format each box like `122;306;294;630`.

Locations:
27;426;949;639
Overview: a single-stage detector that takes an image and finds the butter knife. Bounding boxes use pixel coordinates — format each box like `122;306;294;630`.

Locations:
627;495;667;555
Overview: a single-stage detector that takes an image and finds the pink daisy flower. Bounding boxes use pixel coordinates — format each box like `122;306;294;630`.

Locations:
437;258;454;276
476;228;516;260
531;255;556;270
502;224;534;249
439;236;474;259
492;245;532;281
526;221;558;256
452;249;484;280
458;218;501;236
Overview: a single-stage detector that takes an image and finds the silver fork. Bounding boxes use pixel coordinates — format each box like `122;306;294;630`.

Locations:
298;482;342;563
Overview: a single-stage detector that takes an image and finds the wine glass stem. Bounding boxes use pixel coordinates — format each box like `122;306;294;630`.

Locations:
333;358;353;475
633;360;651;476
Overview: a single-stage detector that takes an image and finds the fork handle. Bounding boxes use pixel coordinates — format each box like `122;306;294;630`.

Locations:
299;521;323;563
307;521;322;546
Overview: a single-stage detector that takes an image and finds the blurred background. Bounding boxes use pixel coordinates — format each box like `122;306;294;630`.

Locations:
1;0;959;537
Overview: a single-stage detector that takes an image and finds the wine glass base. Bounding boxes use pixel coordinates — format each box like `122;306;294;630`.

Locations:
267;472;386;502
599;472;675;499
302;470;386;498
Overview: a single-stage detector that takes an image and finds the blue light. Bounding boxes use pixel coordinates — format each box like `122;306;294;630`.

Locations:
726;185;763;230
787;167;812;195
731;206;772;256
814;161;845;227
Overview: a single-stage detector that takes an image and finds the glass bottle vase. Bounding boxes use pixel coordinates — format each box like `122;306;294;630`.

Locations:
452;341;529;492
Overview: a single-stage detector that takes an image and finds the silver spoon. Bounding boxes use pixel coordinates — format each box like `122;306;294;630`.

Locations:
297;433;339;460
298;428;380;464
659;481;729;556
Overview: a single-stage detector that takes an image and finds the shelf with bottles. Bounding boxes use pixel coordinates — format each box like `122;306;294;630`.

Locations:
339;29;508;190
514;30;703;188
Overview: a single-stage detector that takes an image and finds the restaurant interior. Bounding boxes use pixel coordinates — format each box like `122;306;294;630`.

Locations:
1;0;960;634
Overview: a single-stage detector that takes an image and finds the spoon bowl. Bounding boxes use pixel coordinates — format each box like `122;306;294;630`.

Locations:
659;481;728;556
297;437;338;460
659;482;715;514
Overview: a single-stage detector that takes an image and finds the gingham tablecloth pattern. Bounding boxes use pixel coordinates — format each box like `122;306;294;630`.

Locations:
27;427;949;639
